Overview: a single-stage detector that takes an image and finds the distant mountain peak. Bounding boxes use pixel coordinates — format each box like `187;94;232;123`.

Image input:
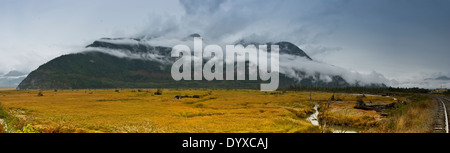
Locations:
234;40;312;60
4;70;27;77
434;76;450;80
274;42;312;60
18;36;349;90
0;70;27;87
86;37;313;61
189;33;201;38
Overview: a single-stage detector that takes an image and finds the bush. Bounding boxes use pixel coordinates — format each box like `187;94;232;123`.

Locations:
17;124;41;133
0;122;5;133
155;88;163;95
0;104;10;133
329;94;335;101
355;96;365;107
37;91;44;97
0;102;7;118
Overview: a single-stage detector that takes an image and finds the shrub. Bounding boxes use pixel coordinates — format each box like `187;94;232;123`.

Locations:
0;122;5;133
355;96;365;107
0;102;7;118
17;124;41;133
155;88;163;95
329;94;335;101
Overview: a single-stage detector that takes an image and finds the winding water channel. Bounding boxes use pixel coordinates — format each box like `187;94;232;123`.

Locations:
306;104;358;133
306;95;398;133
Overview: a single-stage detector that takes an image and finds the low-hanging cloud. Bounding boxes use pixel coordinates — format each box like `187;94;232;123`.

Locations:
135;0;348;46
112;0;390;86
3;0;449;88
179;0;227;15
278;54;390;85
83;36;392;86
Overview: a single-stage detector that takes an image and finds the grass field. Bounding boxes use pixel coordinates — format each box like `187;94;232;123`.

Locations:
0;87;15;91
0;89;414;133
369;94;435;133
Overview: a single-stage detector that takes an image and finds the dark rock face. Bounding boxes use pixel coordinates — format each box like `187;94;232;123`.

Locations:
274;42;312;60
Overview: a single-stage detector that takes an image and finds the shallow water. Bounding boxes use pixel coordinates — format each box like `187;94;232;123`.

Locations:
332;128;358;133
306;104;358;133
306;104;319;126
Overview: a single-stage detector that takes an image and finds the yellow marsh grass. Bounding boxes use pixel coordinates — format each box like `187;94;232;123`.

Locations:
369;94;435;133
0;89;393;133
319;94;397;129
0;87;15;91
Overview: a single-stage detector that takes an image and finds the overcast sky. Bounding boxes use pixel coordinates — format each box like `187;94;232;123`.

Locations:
1;0;450;88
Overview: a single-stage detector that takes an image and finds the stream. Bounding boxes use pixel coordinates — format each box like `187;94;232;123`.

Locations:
306;104;319;126
306;104;358;133
311;94;397;133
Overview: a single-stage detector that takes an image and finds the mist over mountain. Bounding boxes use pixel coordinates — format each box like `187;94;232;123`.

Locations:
0;70;28;87
18;35;387;90
430;76;450;81
2;0;450;89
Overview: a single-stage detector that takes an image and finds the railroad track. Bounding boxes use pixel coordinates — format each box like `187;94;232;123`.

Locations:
432;95;449;133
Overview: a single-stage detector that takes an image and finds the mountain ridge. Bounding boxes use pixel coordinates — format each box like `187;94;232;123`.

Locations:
17;36;386;90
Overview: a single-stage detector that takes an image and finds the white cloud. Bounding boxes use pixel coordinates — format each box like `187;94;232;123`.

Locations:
1;0;449;88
